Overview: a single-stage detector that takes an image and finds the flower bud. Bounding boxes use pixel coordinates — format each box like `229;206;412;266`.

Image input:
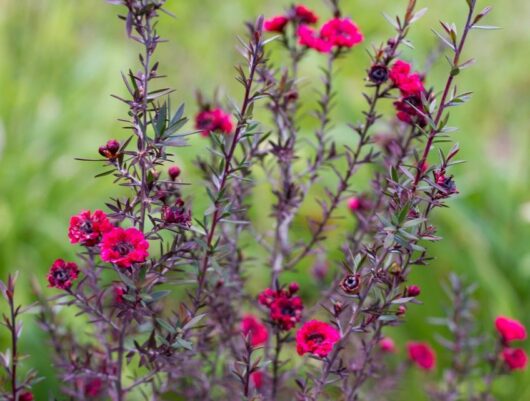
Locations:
347;197;361;212
333;300;344;315
99;139;120;159
288;282;300;294
396;305;407;316
407;285;421;297
379;337;396;353
168;165;181;180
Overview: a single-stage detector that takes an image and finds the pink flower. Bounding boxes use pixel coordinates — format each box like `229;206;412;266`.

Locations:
389;60;411;85
389;60;424;96
501;348;528;371
251;371;264;389
264;16;289;33
195;108;233;137
495;316;527;343
68;210;113;246
241;315;269;347
100;227;149;268
47;259;79;290
296;320;340;357
297;25;332;53
320;18;364;48
379;337;396;353
258;284;303;331
407;342;436;371
294;5;318;24
398;73;424;96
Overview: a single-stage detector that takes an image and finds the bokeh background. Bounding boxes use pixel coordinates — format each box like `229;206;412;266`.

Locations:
0;0;529;399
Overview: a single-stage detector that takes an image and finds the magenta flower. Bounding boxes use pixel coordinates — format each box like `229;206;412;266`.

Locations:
68;209;113;246
296;320;340;357
47;259;79;290
100;227;149;268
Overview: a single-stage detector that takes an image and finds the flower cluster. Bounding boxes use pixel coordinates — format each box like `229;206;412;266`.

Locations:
264;4;318;33
264;4;363;54
297;17;363;53
390;60;427;126
258;283;303;331
48;209;151;289
27;1;505;400
495;316;528;370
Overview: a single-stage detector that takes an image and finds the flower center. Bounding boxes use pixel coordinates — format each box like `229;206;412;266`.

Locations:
113;241;134;256
54;270;68;283
281;305;295;316
306;333;325;344
80;220;93;233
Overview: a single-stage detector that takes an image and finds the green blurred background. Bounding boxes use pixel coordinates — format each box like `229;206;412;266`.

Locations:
0;0;529;399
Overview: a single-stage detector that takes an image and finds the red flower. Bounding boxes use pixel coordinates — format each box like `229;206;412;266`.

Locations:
47;259;79;290
162;199;191;227
389;60;424;96
19;392;34;401
394;94;427;127
294;5;318;24
297;25;332;53
379;337;396;353
495;316;527;343
407;342;436;371
251;371;264;389
320;18;364;48
296;320;340;357
241;314;269;347
398;73;424;96
501;348;528;371
100;227;149;268
195;108;233;137
389;60;411;85
68;210;113;246
270;296;304;330
264;16;289;33
258;284;303;331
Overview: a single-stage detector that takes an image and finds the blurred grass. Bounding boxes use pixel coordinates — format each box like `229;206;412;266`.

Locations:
0;0;529;399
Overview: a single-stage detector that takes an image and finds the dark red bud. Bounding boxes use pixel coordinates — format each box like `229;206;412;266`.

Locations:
288;282;300;294
407;285;421;297
168;165;181;180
